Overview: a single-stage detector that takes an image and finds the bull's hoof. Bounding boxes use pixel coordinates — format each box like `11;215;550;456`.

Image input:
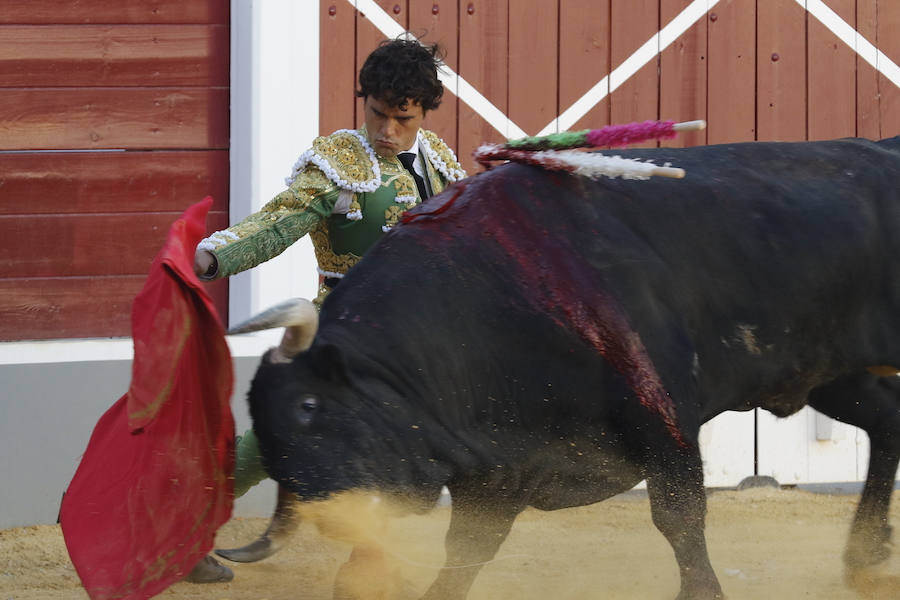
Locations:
846;565;900;597
333;545;411;600
215;535;278;563
184;555;234;584
674;590;724;600
674;575;725;600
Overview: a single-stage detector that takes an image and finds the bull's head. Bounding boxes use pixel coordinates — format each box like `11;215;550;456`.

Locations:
231;299;452;510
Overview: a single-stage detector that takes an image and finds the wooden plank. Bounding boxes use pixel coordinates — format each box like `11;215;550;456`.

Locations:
0;25;229;88
707;0;756;144
877;0;900;138
0;151;229;215
756;0;806;142
457;0;508;175
0;0;229;25
0;205;229;341
559;0;611;133
0;87;229;150
319;0;357;137
0;276;141;340
808;0;855;140
0;210;229;278
856;0;881;140
610;0;659;148
0;274;225;341
660;0;707;148
355;1;407;127
204;277;229;329
412;0;460;155
508;0;558;136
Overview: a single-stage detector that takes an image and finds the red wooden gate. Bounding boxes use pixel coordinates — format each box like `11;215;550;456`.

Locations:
0;0;230;341
320;0;900;174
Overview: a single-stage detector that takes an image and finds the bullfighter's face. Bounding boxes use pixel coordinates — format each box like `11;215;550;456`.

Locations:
363;96;424;159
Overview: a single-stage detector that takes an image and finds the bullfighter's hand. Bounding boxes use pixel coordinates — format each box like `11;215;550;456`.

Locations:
194;249;217;279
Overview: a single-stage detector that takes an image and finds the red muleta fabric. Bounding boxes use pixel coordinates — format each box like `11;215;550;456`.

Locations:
60;197;235;599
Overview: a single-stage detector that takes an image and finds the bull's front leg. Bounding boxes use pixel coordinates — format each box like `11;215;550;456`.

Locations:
646;445;723;600
420;483;524;600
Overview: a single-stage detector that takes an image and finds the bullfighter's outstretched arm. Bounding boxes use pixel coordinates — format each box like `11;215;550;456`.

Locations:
194;166;340;279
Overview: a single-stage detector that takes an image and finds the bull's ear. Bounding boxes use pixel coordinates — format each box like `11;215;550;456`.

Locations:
312;343;350;384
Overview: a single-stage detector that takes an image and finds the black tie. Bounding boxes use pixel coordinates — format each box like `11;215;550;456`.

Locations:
398;152;429;200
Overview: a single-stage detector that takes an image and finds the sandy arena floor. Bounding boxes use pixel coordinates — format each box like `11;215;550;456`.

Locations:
3;487;900;599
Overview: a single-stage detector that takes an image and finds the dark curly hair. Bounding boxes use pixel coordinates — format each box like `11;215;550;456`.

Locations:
356;39;444;112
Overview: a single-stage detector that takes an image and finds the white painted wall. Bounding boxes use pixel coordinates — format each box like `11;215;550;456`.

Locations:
0;357;271;529
228;0;321;330
758;407;868;485
699;411;755;487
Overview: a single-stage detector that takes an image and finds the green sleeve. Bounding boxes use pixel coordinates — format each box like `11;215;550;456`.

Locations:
208;166;339;278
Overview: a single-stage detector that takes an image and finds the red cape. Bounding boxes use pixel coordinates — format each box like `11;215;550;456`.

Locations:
60;197;235;599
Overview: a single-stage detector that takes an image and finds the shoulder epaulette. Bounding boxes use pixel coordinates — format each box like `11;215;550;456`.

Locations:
284;129;381;192
419;130;467;182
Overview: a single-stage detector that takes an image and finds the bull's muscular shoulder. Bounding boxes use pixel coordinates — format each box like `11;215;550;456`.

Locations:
286;129;381;193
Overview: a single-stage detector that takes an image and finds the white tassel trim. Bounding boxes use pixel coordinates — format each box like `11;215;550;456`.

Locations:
395;194;417;204
284;129;382;192
346;209;363;221
473;143;499;158
419;132;466;182
197;230;239;252
317;268;345;279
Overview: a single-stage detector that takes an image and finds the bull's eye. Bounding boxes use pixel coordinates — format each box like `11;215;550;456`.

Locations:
294;394;320;429
300;395;319;412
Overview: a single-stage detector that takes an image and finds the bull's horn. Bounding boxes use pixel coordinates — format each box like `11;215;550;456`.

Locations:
215;485;301;563
227;298;317;335
227;298;318;360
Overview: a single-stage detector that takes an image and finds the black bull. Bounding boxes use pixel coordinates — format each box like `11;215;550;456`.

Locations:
245;137;900;599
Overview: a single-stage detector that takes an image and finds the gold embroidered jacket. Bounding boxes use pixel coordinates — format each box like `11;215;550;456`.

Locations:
198;128;465;281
